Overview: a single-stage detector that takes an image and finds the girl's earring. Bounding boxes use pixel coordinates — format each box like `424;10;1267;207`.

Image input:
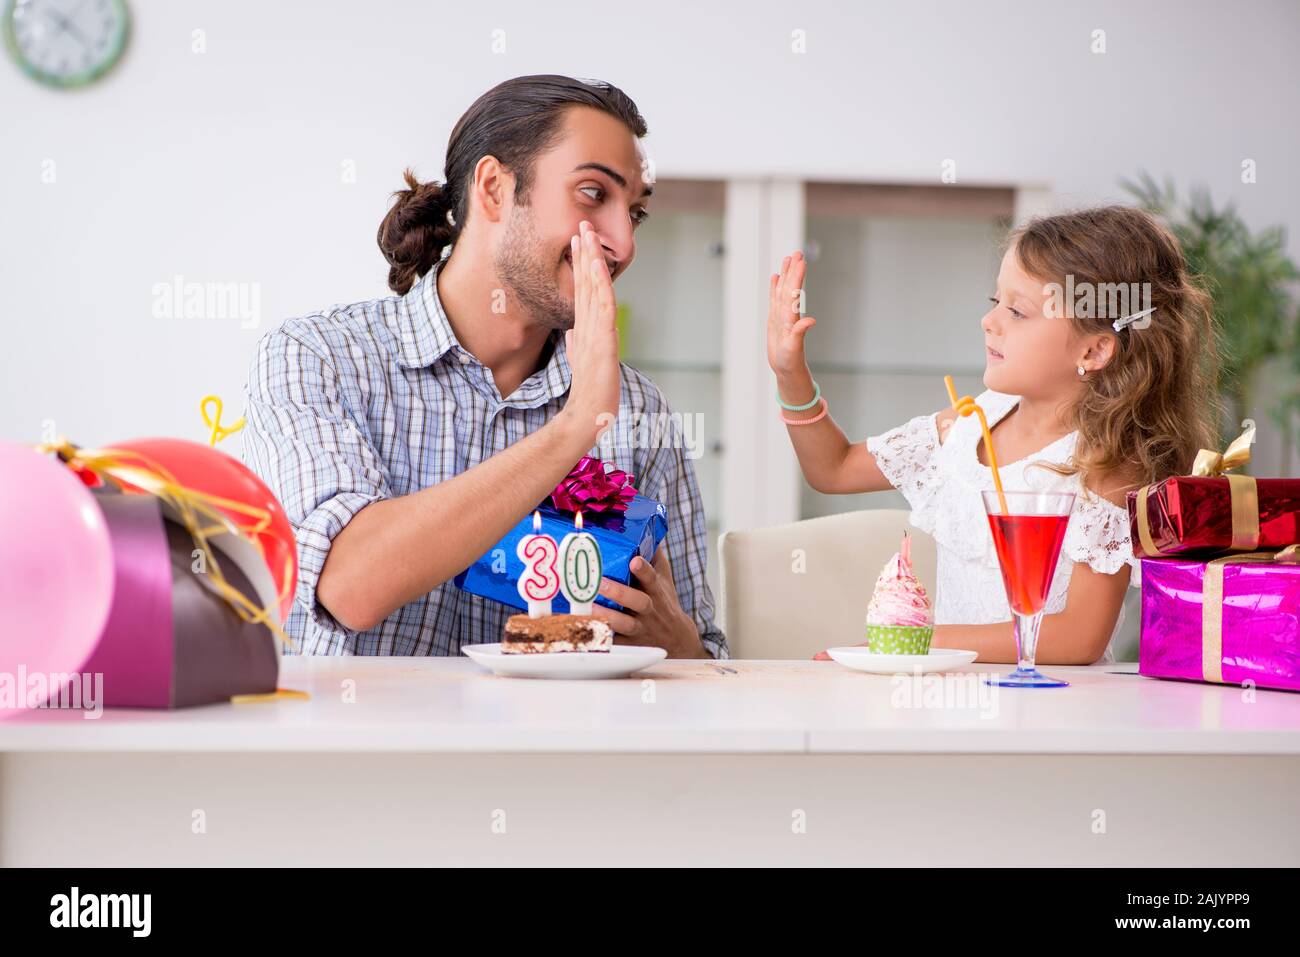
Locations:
1077;365;1086;377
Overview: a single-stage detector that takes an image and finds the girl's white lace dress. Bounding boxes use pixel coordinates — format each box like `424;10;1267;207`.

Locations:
866;389;1140;663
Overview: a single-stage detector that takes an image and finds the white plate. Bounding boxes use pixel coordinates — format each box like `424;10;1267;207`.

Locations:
826;646;979;675
461;643;667;679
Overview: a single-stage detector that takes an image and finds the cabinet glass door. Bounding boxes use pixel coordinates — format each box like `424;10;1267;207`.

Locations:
799;182;1014;519
614;179;725;594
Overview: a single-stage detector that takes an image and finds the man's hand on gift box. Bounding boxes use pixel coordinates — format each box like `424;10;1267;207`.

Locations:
594;545;709;659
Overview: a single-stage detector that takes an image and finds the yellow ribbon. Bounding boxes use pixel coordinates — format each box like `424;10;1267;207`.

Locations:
1192;418;1256;477
1135;420;1260;556
231;688;310;704
1199;543;1300;683
200;394;246;447
35;439;291;649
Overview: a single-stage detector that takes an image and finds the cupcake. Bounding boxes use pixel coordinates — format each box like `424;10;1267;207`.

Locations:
865;531;934;654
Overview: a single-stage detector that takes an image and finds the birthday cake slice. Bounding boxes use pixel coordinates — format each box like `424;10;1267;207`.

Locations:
501;613;613;654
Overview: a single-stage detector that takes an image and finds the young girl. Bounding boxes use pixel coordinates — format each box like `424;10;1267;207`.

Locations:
767;205;1220;664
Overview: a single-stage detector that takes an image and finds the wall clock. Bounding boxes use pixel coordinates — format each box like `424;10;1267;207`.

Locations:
2;0;129;89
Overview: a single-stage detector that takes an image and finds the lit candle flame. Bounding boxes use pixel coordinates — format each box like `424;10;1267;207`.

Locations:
532;510;541;532
575;510;584;530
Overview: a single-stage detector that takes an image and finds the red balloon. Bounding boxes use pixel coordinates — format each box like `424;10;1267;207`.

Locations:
108;438;298;622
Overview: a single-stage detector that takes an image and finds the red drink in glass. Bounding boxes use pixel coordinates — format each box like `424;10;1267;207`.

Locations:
981;490;1076;688
986;513;1071;616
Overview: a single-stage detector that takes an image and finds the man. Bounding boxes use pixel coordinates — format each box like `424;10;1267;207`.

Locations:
243;75;725;658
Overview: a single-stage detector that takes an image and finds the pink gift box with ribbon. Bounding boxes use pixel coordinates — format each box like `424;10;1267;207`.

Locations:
1139;549;1300;693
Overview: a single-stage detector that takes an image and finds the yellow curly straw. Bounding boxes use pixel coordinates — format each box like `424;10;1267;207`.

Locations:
944;375;1008;515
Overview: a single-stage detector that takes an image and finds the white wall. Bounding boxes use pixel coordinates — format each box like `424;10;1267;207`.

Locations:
3;0;1298;452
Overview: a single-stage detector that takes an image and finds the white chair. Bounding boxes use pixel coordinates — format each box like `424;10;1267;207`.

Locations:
718;509;937;659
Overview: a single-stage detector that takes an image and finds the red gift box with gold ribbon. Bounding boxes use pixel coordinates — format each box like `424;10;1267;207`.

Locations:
1127;421;1300;559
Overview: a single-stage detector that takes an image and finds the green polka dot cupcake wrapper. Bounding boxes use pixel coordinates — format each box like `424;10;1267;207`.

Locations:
865;623;934;655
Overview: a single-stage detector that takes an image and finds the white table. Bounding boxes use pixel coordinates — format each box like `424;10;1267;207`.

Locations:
2;657;1297;866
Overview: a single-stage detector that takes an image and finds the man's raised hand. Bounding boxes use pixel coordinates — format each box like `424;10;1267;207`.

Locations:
563;221;622;445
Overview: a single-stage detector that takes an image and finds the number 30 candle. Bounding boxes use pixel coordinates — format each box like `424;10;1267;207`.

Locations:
558;511;602;616
516;511;559;618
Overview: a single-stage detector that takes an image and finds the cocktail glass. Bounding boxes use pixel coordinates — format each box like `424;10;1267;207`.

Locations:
982;489;1075;688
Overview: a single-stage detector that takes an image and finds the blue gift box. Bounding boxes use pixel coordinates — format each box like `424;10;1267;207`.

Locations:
453;494;668;612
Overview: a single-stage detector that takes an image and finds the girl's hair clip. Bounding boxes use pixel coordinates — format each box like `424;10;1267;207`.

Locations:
1112;306;1155;333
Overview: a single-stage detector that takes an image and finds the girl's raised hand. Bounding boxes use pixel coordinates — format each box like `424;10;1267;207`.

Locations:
766;250;817;377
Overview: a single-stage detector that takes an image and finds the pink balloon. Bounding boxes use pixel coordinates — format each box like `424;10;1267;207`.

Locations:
0;443;114;717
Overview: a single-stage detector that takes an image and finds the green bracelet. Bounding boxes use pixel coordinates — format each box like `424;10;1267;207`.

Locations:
776;380;821;412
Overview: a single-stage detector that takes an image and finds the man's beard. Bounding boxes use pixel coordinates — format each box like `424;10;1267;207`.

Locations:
494;205;573;331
